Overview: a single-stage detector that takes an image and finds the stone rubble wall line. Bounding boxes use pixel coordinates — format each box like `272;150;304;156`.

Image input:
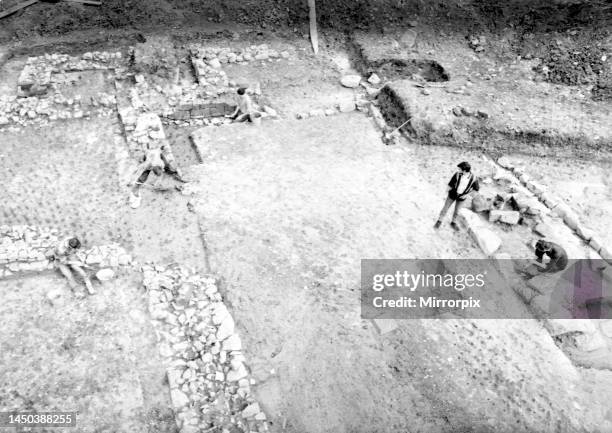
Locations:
19;51;125;89
1;49;127;129
294;98;368;120
496;156;612;266
189;43;291;66
462;160;612;360
0;91;118;128
142;265;269;433
0;224;133;280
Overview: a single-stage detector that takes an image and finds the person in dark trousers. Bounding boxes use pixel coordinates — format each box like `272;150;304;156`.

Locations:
518;239;569;279
128;145;186;209
434;161;480;230
534;239;568;273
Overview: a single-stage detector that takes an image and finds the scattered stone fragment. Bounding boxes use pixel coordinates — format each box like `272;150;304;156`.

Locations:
338;101;356;113
46;288;64;304
308;109;325;117
472;193;491;213
96;268;115;281
340;75;361;88
170;389;190;408
217;315;235;341
489;210;520;225
208;58;221;69
241;403;261;419
367;73;381;85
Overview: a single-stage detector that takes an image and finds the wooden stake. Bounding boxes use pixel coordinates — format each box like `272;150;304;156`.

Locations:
63;0;102;6
308;0;318;55
0;0;39;20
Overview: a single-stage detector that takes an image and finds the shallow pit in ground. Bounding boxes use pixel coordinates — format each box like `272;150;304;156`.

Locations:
165;124;203;165
366;58;449;82
376;84;411;130
350;31;450;83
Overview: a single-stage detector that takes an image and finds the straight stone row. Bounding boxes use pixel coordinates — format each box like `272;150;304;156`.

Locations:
0;225;132;280
497;156;612;265
142;265;269;433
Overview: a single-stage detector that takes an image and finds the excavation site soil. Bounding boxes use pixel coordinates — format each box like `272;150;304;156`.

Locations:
1;1;612;433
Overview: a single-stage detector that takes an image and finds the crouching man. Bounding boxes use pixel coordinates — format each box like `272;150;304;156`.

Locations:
46;236;95;297
129;145;185;208
520;239;569;278
226;87;257;123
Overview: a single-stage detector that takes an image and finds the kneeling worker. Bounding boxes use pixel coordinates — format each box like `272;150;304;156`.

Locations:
227;87;256;122
46;236;95;296
533;239;568;274
129;145;185;208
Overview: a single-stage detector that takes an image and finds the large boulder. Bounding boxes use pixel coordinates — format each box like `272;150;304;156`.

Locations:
340;75;362;88
489;210;520;225
472;227;502;256
471;193;490;213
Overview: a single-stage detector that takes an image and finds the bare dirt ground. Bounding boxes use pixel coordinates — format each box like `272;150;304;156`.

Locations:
188;115;611;433
0;273;177;433
1;12;612;433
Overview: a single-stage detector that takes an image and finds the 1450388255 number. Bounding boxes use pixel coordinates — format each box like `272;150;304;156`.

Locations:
0;412;77;427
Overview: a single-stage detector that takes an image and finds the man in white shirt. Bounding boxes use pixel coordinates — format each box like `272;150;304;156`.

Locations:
227;87;256;122
434;161;480;231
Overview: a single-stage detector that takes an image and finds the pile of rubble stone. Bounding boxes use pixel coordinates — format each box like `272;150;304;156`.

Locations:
117;72;239;128
0;91;116;128
189;44;290;65
190;57;230;87
18;52;125;96
118;110;179;162
0;50;125;129
142;265;269;433
0;225;58;278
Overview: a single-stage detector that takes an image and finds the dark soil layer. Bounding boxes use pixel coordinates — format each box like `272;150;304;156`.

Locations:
1;0;611;41
377;84;612;160
0;0;611;96
514;28;610;86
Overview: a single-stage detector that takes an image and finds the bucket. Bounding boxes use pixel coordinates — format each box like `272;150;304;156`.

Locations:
251;112;262;126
